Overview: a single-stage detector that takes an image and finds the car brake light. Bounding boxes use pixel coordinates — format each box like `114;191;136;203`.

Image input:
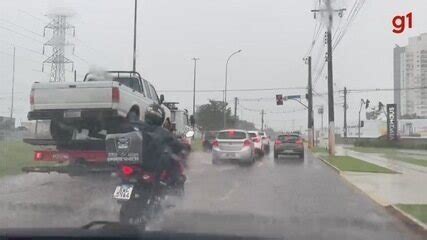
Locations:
274;140;281;145
243;139;251;147
35;151;43;160
121;165;134;176
212;140;219;148
112;87;120;103
30;89;35;105
296;139;303;145
252;137;260;143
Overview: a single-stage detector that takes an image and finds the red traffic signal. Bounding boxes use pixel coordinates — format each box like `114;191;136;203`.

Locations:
276;94;283;105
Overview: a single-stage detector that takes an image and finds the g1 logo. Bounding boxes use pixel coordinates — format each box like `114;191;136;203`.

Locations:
392;12;413;34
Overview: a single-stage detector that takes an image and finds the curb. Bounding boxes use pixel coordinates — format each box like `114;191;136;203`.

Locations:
387;205;427;232
315;154;340;173
311;151;427;233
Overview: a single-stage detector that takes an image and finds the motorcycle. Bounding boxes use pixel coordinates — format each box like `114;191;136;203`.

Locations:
112;162;184;226
106;127;185;227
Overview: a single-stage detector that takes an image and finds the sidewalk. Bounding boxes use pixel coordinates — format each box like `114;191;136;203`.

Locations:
336;145;427;206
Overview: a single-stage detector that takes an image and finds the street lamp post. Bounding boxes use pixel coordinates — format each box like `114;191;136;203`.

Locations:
192;57;199;118
223;49;242;129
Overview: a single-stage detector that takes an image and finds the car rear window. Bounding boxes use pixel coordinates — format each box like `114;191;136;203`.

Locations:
248;132;257;138
277;135;299;143
217;131;246;140
259;132;266;136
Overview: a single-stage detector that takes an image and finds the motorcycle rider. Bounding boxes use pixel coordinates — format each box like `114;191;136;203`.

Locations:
118;104;186;188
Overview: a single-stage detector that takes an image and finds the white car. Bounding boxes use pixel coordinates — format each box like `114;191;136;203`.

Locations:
248;131;264;156
212;129;255;165
28;71;170;141
259;131;270;154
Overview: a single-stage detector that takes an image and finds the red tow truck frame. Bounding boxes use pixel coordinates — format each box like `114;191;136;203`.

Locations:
22;138;113;176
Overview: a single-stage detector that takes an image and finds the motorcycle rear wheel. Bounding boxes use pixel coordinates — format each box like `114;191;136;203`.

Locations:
119;199;147;227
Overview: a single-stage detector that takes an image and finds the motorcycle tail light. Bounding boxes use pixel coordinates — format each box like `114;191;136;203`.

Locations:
121;165;134;176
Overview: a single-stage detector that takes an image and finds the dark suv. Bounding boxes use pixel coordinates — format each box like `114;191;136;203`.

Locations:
274;133;304;159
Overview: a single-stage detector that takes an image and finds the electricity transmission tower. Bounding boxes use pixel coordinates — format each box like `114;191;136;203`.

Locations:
42;13;75;82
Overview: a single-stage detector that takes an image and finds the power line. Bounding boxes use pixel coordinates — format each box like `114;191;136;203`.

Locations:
0;39;43;56
0;18;44;37
347;86;427;93
0;25;44;43
159;86;307;93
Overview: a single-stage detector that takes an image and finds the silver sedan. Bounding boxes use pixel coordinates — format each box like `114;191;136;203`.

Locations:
212;129;255;165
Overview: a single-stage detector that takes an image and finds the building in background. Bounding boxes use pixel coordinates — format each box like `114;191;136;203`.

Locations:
394;33;427;118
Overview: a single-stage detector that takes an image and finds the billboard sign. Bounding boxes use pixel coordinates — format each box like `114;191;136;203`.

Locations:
386;104;398;140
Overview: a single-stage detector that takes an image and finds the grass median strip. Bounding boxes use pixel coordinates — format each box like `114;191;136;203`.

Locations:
192;139;203;152
0;140;51;177
396;204;427;225
350;147;427;167
325;156;396;173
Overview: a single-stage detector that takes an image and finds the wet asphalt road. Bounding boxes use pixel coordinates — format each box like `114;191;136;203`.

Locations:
0;150;424;239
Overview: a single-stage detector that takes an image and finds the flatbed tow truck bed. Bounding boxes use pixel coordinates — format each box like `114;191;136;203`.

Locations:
22;138;113;176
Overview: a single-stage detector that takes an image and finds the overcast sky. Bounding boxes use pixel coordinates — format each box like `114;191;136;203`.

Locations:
0;0;426;131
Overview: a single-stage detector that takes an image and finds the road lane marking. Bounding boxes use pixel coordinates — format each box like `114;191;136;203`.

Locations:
219;182;240;201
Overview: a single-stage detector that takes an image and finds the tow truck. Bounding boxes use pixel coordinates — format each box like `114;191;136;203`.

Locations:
21;138;113;176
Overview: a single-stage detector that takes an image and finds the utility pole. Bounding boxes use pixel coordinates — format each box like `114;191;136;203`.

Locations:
311;0;345;156
325;0;335;156
192;57;199;117
305;56;314;149
234;97;238;120
261;109;265;131
10;47;15;119
343;87;347;138
132;0;138;72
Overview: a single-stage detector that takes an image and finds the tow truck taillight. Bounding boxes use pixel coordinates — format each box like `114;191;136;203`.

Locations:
112;87;120;103
243;139;251;147
212;140;219;148
121;165;134;176
35;151;43;160
30;89;35;105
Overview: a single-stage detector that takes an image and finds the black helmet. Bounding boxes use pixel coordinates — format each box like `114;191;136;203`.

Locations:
144;104;165;126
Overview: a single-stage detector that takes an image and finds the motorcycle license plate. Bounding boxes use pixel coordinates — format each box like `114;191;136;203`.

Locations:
113;184;134;200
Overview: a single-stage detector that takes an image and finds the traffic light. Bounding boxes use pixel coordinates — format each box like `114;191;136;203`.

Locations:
360;120;364;127
276;94;283;105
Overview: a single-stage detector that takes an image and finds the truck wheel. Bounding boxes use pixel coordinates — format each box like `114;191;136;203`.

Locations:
127;111;139;122
50;120;72;142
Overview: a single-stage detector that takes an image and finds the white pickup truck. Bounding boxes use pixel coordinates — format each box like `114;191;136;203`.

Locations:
28;71;170;141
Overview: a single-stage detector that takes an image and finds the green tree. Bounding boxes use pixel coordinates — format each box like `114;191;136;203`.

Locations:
196;100;234;130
